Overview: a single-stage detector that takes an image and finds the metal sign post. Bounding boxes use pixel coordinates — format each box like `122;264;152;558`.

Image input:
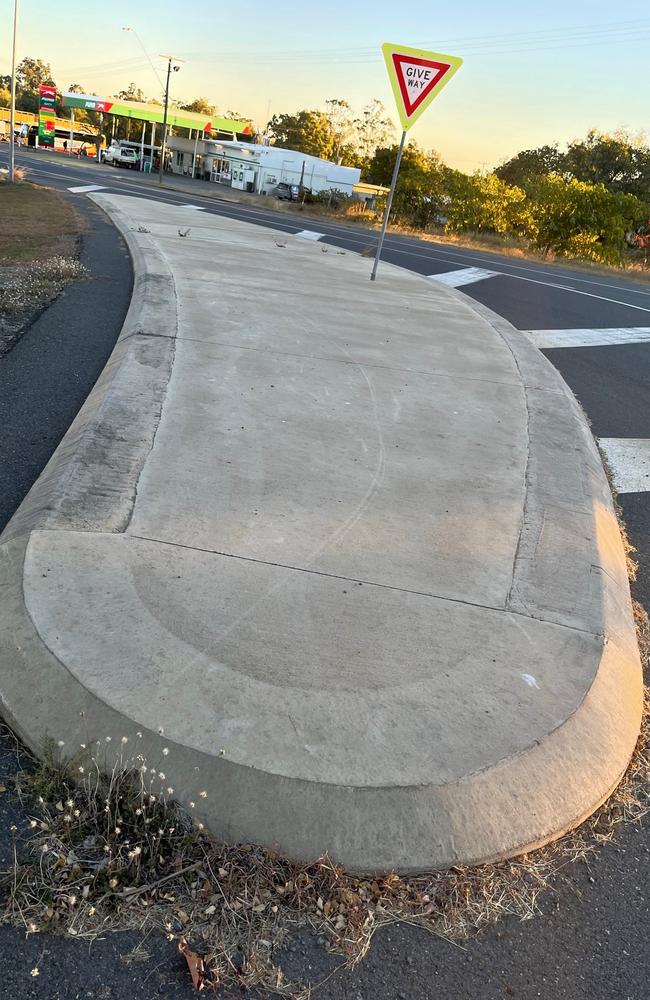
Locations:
370;130;406;282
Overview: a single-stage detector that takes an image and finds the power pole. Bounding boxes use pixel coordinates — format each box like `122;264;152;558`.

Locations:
158;54;183;185
9;0;19;183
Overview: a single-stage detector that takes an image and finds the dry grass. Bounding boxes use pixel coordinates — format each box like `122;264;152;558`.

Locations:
0;184;87;351
0;182;85;265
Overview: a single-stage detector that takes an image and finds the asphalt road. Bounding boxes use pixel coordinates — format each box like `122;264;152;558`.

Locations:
0;195;132;532
0;147;649;1000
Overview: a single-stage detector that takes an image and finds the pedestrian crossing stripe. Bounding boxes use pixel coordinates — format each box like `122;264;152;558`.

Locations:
67;184;106;193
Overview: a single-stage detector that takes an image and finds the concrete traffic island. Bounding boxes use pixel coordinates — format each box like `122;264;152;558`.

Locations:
0;194;643;873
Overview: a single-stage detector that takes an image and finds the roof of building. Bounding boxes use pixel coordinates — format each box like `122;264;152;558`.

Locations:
61;92;252;135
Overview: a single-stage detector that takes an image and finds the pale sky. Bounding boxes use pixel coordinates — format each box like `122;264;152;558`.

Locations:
1;1;648;170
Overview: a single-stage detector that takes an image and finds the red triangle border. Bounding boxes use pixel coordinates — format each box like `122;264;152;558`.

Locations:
391;53;452;117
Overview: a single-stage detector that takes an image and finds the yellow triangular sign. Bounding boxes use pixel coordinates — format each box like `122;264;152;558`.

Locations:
382;42;463;131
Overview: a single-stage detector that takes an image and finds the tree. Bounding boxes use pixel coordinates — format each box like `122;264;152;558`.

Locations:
181;98;214;115
355;99;393;162
116;83;145;103
523;174;645;263
267;110;334;159
445;172;531;237
337;143;365;169
391;168;448;229
325;98;355;163
366;142;440;186
0;86;10;109
564;129;650;200
495;145;564;187
16;57;54;92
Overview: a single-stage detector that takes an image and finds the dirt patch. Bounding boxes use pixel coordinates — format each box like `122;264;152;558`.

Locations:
0;182;87;356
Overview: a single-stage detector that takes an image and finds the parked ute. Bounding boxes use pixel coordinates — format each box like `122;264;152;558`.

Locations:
104;146;139;169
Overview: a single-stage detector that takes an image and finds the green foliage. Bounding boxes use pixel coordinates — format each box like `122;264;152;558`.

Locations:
116;82;145;103
16;57;54;92
522;174;646;263
445;172;530;237
0;86;10;109
314;188;352;209
564;129;650;199
496;130;650;203
180;98;214;115
267;109;335;159
495;145;563;187
366;142;441;186
267;99;394;166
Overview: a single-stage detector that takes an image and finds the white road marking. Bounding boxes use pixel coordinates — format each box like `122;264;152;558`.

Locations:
598;439;650;493
296;230;325;241
428;267;497;287
67;184;106;193
178;204;206;210
500;270;650;315
528;327;650;349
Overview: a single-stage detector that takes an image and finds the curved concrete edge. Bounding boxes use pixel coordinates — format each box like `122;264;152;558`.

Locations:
440;287;639;648
0;530;641;873
1;197;178;544
0;201;643;874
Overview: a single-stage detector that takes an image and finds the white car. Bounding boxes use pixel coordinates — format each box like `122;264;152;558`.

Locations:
104;146;139;169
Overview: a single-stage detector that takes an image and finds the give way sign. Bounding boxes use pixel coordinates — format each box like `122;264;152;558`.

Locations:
382;42;463;131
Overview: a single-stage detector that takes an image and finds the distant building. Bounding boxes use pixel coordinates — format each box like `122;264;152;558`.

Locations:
352;181;389;208
167;137;361;196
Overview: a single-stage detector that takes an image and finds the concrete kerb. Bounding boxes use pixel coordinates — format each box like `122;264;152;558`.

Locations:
0;195;643;873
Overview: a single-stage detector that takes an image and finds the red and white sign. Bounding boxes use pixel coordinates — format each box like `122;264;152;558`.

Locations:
382;43;463;131
393;55;452;116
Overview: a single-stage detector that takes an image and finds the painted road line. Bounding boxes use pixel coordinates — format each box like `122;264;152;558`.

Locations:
67;184;106;193
428;267;497;287
296;230;325;241
529;327;650;349
178;204;206;210
598;438;650;493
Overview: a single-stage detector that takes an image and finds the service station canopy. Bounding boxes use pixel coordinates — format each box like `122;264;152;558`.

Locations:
61;92;253;136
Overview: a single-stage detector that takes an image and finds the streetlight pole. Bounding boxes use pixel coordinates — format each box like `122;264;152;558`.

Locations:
9;0;19;183
158;54;182;186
